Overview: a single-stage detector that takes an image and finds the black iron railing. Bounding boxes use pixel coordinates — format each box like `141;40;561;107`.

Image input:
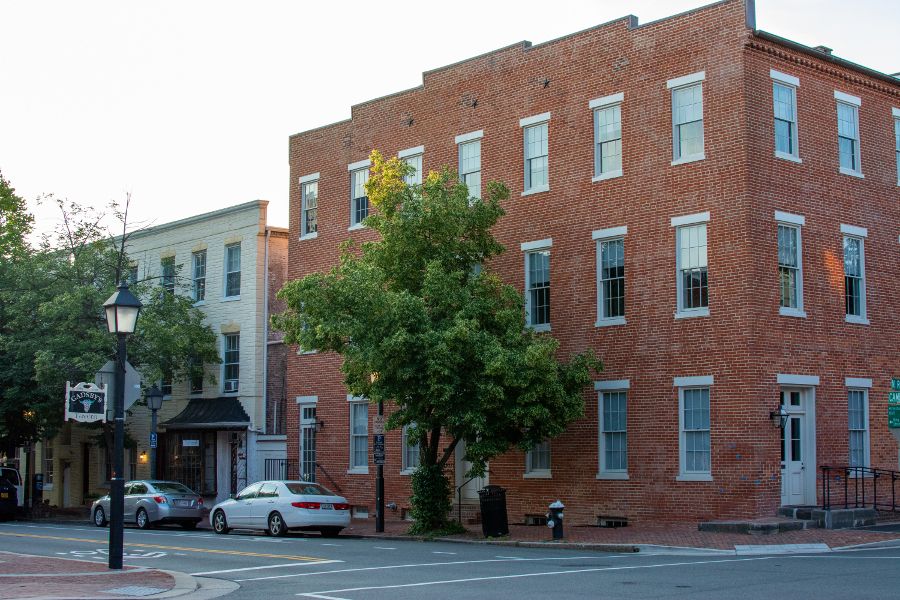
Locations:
262;459;344;496
821;465;900;512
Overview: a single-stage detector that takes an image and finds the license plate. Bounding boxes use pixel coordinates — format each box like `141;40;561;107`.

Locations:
320;503;333;510
0;493;7;499
175;500;191;507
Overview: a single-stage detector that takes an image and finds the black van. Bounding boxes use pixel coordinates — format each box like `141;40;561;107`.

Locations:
0;477;17;520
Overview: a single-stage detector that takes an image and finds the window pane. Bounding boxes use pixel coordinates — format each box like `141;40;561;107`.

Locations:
161;257;175;293
303;181;318;234
525;123;548;189
527;250;550;326
351;169;369;225
192;250;206;302
460;140;481;199
600;239;625;318
843;236;863;317
595;105;622;175
404;154;422;185
225;244;241;297
777;225;799;308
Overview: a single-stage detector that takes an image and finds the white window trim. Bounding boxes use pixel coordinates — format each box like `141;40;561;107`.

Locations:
349;166;370;229
522;239;552;332
589;92;624;109
674;375;714;387
519;112;551;128
591;93;624;182
222;333;240;394
223;243;241;300
347;395;369;474
777;374;819;386
594;227;627;327
400;425;419;476
770;69;800;88
300;174;320;240
776;214;806;318
455;130;483;144
670;211;710;228
847;386;870;471
398;145;424;159
592;170;624;183
524;440;552;479
676;380;713;482
598;382;629;479
673;215;710;319
521;185;550;197
295;396;318;404
669;72;705;165
835;97;863;177
842;229;869;325
840;224;868;238
347;159;371;171
845;377;872;389
299;172;320;184
771;75;801;162
834;90;861;107
667;71;706;89
893;108;900;119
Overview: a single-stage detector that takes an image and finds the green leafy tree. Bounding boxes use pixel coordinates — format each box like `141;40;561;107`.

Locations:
275;151;601;532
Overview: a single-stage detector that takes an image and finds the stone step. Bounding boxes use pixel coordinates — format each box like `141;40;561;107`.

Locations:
699;518;815;535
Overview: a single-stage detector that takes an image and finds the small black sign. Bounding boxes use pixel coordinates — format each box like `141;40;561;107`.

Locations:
373;434;385;465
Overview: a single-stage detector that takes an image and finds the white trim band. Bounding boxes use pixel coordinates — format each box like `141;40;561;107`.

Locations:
834;90;861;106
348;159;371;171
777;374;820;386
595;379;630;391
295;395;318;404
347;394;366;402
299;172;320;184
770;69;800;87
592;226;627;240
455;130;484;144
520;238;552;251
670;211;710;227
589;92;624;109
519;112;551;128
893;108;900;119
398;145;424;159
845;377;873;389
667;71;706;89
775;211;805;226
674;375;714;387
840;224;868;238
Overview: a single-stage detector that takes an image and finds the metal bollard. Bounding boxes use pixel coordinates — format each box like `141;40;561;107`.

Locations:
546;500;565;540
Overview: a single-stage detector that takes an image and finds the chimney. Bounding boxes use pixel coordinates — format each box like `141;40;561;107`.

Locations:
813;45;833;55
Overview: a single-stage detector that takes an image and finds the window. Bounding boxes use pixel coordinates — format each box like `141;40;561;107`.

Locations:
842;225;868;323
668;72;705;164
127;264;138;286
848;388;869;468
161;256;175;293
44;443;54;485
349;161;370;228
771;70;800;161
224;243;241;297
192;250;206;302
160;375;172;397
525;440;551;477
591;93;623;180
672;213;710;318
835;91;862;176
189;356;203;395
594;227;626;326
401;424;420;473
456;131;482;200
399;146;424;185
894;110;900;184
300;174;319;238
776;212;805;317
349;399;368;472
676;376;713;480
522;239;552;330
128;447;136;481
597;380;630;479
223;333;239;393
520;113;550;194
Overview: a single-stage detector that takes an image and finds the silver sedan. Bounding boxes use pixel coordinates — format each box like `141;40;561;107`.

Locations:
92;480;205;530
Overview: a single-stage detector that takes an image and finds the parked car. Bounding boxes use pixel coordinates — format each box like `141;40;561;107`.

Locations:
210;480;350;537
0;467;23;509
92;480;205;529
0;477;17;520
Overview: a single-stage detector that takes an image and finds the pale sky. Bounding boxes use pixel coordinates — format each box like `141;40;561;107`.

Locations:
1;0;897;239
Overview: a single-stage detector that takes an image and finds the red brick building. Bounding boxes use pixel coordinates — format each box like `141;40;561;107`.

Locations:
284;0;900;524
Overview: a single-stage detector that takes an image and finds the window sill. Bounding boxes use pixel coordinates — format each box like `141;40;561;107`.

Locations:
775;151;802;164
671;153;705;167
521;185;550;197
524;471;552;479
845;315;870;325
595;317;626;327
300;232;318;241
779;307;807;318
839;167;864;179
348;223;367;231
347;468;369;475
596;472;629;480
676;473;713;482
299;349;319;355
399;469;417;476
674;308;709;320
222;295;241;302
193;300;206;307
592;170;623;183
528;323;552;333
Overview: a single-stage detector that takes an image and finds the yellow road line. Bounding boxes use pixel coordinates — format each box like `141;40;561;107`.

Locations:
0;531;328;562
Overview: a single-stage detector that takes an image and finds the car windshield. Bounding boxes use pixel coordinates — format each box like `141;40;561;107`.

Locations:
0;469;19;485
285;482;335;496
152;482;195;495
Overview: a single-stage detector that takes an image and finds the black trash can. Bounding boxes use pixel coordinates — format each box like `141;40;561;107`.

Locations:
477;485;509;537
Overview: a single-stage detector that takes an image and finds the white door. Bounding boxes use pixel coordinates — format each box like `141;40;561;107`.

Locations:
780;389;811;506
299;405;318;482
455;441;486;502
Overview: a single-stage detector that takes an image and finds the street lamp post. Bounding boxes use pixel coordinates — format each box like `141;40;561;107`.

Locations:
146;384;164;480
103;284;142;571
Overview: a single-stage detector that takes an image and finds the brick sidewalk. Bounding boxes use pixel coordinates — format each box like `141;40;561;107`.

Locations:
342;516;900;551
0;552;175;600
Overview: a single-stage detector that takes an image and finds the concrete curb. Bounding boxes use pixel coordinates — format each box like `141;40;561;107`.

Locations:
146;569;198;598
341;532;640;553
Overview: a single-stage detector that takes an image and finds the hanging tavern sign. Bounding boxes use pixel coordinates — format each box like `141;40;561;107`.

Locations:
65;381;108;423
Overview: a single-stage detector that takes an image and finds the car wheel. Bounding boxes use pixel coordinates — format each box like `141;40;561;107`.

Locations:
136;508;151;530
268;512;287;537
180;521;198;530
320;527;342;538
94;507;107;527
212;510;230;534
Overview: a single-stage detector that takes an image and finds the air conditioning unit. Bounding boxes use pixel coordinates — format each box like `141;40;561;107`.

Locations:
224;380;238;393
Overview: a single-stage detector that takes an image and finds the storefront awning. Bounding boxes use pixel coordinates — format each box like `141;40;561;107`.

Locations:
161;397;250;430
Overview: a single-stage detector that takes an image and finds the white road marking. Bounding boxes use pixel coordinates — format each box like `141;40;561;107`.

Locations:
495;556;524;559
296;556;776;597
373;547;396;550
300;595;349;600
320;544;340;547
432;551;456;555
236;556;614;582
191;560;343;576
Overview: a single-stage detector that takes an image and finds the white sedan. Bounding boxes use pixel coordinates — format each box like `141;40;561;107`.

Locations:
209;480;350;537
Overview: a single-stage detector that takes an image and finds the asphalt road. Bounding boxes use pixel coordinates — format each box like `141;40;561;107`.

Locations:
2;522;899;599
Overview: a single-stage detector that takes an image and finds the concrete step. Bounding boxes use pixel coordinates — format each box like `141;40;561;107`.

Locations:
699;518;815;535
